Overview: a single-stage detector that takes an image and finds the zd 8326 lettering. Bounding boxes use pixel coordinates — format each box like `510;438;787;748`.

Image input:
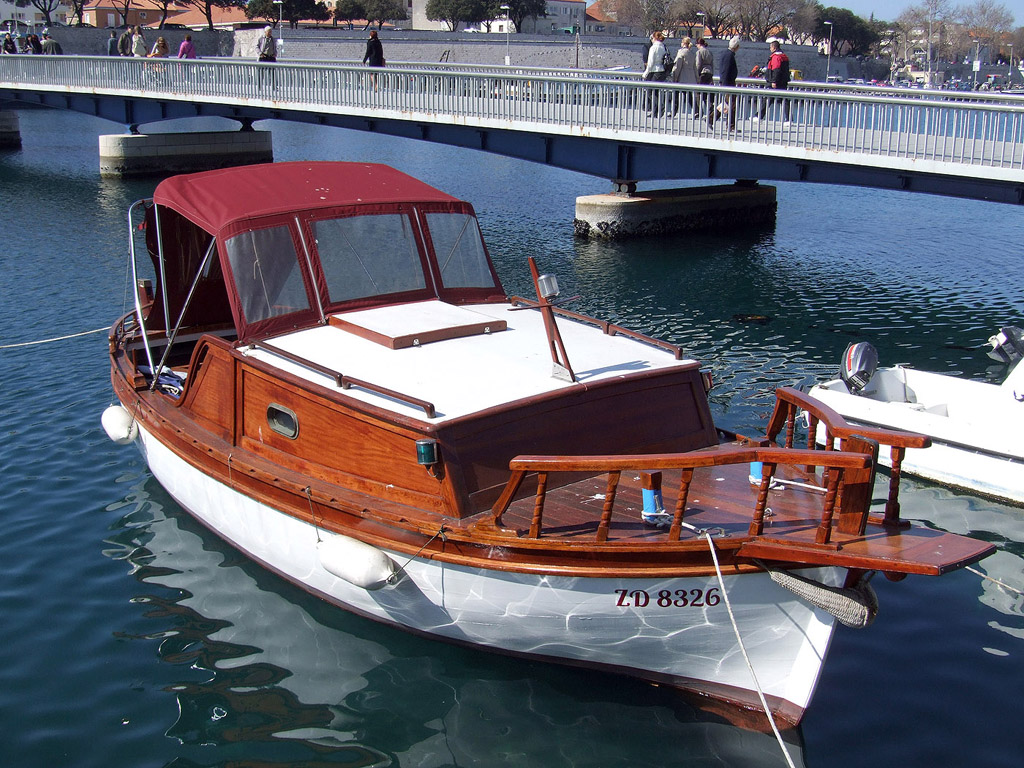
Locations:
614;587;721;608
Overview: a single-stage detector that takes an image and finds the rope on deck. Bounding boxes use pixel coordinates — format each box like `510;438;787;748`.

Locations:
0;326;108;349
704;533;797;768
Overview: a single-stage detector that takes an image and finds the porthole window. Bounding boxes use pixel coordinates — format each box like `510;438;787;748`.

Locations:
267;403;299;439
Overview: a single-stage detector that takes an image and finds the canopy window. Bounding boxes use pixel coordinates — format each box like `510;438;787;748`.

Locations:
314;212;428;304
225;224;312;325
425;212;495;290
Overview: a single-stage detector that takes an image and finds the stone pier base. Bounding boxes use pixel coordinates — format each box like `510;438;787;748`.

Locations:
0;110;22;149
574;182;777;240
99;130;274;178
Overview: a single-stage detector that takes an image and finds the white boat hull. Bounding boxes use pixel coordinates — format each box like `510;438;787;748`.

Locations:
809;367;1024;505
137;426;841;717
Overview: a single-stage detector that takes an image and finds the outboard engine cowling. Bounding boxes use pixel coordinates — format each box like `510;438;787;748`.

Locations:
986;326;1024;366
840;342;878;394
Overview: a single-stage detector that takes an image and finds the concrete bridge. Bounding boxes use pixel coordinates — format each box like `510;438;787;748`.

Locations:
1;55;1022;206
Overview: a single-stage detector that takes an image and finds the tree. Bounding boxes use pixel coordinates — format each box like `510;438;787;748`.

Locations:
310;1;332;25
334;0;366;28
246;0;282;24
495;0;545;33
184;0;247;31
787;0;821;44
732;0;798;41
681;1;735;39
65;0;88;26
425;0;490;31
364;0;407;29
959;0;1014;59
816;7;878;57
16;0;61;25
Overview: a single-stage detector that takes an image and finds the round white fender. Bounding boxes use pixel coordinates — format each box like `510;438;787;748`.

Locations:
101;405;139;445
317;534;399;590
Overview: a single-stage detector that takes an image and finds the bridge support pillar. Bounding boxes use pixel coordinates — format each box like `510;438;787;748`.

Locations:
0;110;22;149
574;181;777;240
98;129;273;179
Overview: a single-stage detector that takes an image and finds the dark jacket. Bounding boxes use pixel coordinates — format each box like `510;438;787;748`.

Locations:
363;37;384;67
117;30;132;56
719;49;738;87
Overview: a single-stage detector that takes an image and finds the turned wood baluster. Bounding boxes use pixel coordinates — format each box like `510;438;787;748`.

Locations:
815;470;843;544
528;472;548;539
669;468;694;542
784;403;796;448
821;427;834;487
748;462;776;536
805;414;819;473
883;446;906;527
595;471;621;543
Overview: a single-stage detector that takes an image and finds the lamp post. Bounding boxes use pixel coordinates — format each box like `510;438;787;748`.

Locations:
974;39;981;89
500;4;510;66
273;0;283;57
1009;43;1013;84
695;12;704;39
824;20;833;83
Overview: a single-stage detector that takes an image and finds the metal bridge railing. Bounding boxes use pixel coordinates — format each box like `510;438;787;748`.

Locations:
2;55;1023;175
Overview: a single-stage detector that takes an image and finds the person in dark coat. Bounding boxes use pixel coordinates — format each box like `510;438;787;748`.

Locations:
362;30;384;90
106;30;119;56
362;30;384;67
693;37;713;118
709;36;739;130
117;27;133;56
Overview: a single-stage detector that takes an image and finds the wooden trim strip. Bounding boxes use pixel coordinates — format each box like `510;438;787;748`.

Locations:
253;340;436;418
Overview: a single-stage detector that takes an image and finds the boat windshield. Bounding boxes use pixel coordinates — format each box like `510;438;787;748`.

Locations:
314;212;427;303
425;212;494;289
224;223;311;324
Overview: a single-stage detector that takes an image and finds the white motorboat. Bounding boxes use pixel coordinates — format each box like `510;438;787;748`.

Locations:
807;328;1024;505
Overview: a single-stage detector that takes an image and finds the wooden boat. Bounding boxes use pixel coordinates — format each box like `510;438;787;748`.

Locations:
103;162;994;729
807;333;1024;505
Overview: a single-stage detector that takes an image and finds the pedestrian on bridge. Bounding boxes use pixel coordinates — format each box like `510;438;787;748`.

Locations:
131;27;147;58
27;34;42;55
106;30;119;56
257;26;277;62
643;31;668;115
694;38;713;120
671;36;697;115
710;36;739;130
758;40;791;122
2;33;16;55
40;32;62;55
178;34;196;60
363;30;384;90
148;37;169;58
117;27;132;56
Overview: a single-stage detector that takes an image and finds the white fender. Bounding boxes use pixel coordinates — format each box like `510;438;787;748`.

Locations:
317;534;399;590
101;405;138;445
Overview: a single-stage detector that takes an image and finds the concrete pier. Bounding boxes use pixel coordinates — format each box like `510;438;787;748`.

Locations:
0;110;22;149
98;129;273;178
574;182;778;240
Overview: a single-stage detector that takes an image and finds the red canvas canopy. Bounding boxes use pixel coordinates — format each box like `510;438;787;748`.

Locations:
153;161;461;237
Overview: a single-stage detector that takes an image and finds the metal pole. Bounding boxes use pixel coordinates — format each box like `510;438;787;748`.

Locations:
274;0;283;57
824;21;833;82
500;5;510;66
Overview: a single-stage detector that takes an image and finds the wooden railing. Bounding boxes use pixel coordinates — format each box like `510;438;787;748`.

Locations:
491;445;871;546
766;386;930;528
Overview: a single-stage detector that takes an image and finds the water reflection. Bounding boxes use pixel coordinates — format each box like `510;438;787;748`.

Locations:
103;476;807;767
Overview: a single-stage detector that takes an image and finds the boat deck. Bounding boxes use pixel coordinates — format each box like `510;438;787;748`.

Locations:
493;457;993;574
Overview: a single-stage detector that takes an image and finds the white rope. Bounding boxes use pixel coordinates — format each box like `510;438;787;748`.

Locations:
966;566;1024;598
0;326;108;349
704;533;797;768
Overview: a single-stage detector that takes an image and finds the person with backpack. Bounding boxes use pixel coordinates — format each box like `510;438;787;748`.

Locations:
758;40;791;121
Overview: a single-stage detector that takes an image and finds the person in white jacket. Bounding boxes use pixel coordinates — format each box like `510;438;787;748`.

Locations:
643;31;668;115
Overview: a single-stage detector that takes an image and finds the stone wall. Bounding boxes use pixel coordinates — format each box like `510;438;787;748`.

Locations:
20;27;234;58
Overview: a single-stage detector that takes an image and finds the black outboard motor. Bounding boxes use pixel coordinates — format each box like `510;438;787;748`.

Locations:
840;342;878;394
986;326;1024;366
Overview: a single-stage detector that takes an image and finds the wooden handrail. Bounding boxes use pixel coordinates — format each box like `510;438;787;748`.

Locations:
509;445;870;473
767;386;929;527
493;446;870;545
253;341;437;418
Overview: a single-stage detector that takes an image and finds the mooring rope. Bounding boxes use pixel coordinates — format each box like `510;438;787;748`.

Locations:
0;326;108;349
704;533;797;768
966;565;1024;598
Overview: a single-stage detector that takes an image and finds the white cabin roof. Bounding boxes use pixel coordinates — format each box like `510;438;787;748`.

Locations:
242;300;695;422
